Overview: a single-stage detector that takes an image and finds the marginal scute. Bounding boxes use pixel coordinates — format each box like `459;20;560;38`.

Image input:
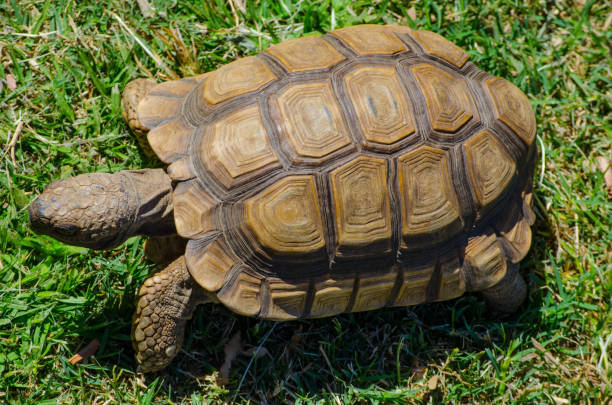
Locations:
411;30;470;67
147;119;194;164
167;158;195;181
273;80;352;162
464;130;516;207
138;95;183;130
463;228;507;291
173;180;219;239
265;278;309;320
412;64;474;133
186;237;236;291
393;265;433;306
309;278;354;318
386;25;414;35
136;76;205;130
245;175;326;260
352;271;397;312
201;105;280;188
265;36;345;72
493;199;532;263
522;191;536;226
435;255;465;301
203;56;276;104
343;65;415;148
329;156;392;258
332;25;406;55
485;77;536;145
151;76;206;97
217;269;262;316
397;145;462;249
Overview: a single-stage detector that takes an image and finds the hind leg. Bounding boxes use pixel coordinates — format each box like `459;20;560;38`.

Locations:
121;78;158;157
481;263;527;314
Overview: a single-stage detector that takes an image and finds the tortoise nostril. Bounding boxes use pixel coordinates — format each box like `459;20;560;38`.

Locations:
29;197;80;238
28;199;52;233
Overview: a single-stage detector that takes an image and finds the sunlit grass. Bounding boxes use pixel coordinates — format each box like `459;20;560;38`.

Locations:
0;0;610;403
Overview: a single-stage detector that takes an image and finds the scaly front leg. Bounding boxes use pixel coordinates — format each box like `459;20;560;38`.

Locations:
132;256;214;372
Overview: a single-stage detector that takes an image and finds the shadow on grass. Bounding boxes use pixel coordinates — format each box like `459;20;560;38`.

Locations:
73;212;553;402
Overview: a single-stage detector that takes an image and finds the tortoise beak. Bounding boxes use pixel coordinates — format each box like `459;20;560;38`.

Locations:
29;193;78;238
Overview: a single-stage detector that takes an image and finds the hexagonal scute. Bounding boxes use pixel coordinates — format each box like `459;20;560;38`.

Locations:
201;105;281;189
329;156;392;258
464;130;516;207
273;81;352;163
485;77;536;145
386;25;415;36
203;56;276;104
411;64;474;133
397;145;462;249
245;175;327;261
343;66;416;149
265;36;345;72
331;24;407;55
411;30;470;68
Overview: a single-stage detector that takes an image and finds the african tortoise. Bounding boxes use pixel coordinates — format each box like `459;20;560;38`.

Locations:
29;24;537;372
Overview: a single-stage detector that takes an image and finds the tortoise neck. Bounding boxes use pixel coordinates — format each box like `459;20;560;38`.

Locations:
122;169;176;242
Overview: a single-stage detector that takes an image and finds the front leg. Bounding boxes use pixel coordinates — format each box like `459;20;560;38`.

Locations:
132;256;214;372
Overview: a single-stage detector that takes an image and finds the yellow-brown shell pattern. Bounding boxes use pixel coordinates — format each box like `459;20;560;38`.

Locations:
137;24;536;320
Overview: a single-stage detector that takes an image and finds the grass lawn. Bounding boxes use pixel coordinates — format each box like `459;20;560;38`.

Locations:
0;0;610;403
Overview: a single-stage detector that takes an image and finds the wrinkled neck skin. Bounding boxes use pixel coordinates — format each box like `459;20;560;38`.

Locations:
29;169;175;250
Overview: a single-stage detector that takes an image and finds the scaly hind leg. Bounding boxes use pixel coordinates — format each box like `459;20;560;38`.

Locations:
121;78;158;157
132;256;215;372
480;263;527;314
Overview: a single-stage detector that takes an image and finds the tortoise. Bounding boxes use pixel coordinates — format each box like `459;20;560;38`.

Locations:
29;24;537;372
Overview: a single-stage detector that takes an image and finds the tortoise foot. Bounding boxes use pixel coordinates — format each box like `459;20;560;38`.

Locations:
132;256;212;372
480;263;527;314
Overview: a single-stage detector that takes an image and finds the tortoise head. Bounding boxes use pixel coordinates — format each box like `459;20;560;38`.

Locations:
29;173;137;249
29;169;176;250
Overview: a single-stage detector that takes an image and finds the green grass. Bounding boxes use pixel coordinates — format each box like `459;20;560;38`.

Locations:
1;0;610;403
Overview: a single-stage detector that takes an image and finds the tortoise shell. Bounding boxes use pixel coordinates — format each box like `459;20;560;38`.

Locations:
137;24;536;320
